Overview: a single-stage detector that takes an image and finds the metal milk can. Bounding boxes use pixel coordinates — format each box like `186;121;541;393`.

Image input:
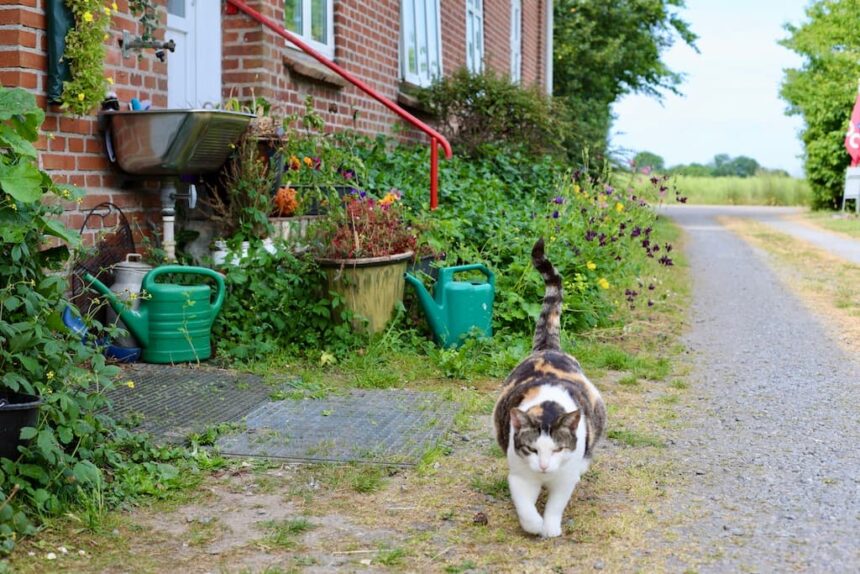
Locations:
106;253;152;348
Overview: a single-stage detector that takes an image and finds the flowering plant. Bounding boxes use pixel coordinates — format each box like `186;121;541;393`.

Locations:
61;0;116;115
315;190;417;259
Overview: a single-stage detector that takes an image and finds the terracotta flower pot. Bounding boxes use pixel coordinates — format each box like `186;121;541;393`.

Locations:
317;251;414;334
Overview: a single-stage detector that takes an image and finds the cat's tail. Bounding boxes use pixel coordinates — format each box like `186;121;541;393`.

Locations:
531;238;562;352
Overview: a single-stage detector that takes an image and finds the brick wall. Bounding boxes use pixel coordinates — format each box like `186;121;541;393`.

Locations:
1;0;550;241
0;0;167;243
224;0;550;143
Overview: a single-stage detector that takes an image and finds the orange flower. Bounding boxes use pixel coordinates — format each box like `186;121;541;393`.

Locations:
288;155;301;170
302;156;313;167
273;186;299;217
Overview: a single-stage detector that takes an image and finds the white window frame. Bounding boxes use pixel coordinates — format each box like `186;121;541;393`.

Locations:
466;0;484;73
400;0;442;87
510;0;522;83
284;0;335;59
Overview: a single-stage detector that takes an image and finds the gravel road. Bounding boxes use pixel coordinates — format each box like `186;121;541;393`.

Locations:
656;205;860;573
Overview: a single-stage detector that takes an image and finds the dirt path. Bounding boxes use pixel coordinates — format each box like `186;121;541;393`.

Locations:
657;205;860;572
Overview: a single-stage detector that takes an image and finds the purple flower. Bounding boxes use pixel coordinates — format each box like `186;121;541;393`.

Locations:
552;210;560;219
341;168;356;180
585;230;597;241
631;226;642;238
665;243;673;253
604;185;614;195
641;239;651;249
647;300;654;307
359;190;367;198
644;227;653;236
648;283;655;291
659;255;674;266
554;196;564;204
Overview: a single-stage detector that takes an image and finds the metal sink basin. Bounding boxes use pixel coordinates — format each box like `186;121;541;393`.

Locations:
101;109;254;176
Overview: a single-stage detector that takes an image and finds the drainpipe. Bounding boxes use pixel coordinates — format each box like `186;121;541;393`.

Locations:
545;0;553;95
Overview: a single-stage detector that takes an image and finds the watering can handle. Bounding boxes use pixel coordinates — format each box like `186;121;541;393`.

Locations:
438;264;495;287
142;265;226;319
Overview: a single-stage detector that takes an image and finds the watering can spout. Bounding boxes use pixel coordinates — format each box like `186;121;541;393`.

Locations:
83;272;150;346
404;273;446;337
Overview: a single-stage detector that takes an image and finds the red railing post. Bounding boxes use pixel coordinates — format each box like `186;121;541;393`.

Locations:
430;137;439;210
224;0;452;210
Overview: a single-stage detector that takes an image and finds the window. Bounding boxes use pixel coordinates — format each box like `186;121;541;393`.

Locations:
285;0;334;58
466;0;484;73
400;0;442;87
510;0;522;83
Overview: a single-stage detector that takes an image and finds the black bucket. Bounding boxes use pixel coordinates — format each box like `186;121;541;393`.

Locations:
0;392;41;460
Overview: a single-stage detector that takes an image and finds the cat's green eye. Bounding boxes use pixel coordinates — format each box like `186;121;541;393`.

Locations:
524;446;537;454
553;447;564;453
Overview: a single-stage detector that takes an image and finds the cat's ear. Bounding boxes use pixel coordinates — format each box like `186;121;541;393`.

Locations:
557;410;581;431
510;408;530;431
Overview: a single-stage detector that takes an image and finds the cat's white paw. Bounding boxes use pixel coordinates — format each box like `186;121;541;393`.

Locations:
519;516;544;535
540;521;563;538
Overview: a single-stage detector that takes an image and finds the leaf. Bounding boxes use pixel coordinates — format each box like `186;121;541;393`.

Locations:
0;162;43;203
42;218;80;246
0;124;36;158
18;426;37;440
36;429;58;464
72;461;100;485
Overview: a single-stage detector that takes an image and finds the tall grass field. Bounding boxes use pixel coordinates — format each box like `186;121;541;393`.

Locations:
672;175;810;206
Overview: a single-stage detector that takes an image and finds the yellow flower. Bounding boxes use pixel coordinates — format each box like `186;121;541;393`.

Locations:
77;93;85;101
126;381;135;389
302;156;313;167
597;277;610;290
46;371;55;381
586;261;596;271
615;202;624;213
103;34;109;41
104;6;111;16
112;2;118;10
83;11;93;22
107;77;114;85
9;202;16;211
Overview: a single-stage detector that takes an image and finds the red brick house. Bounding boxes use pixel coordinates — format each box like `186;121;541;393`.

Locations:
1;0;554;235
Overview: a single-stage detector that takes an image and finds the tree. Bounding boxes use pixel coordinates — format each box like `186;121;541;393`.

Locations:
553;0;697;161
633;151;666;171
780;0;860;208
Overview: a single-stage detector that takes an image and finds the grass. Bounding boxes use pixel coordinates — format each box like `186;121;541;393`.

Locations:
259;517;314;550
7;217;696;573
798;211;860;239
721;218;860;354
672;174;810;206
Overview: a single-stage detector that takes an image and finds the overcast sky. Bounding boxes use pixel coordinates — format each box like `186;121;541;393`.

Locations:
611;0;811;176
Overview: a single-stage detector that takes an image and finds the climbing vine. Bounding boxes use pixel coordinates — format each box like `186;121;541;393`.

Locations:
129;0;159;42
60;0;114;116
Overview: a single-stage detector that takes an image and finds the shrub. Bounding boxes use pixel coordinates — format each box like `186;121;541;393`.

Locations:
418;68;570;159
212;243;356;362
0;87;206;559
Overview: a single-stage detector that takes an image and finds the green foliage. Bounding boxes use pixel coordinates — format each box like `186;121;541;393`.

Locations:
212;243;356;362
672;175;811;206
633;151;665;171
780;0;860;208
553;0;697;158
0;87;207;558
206;136;275;240
61;0;111;116
418;68;570;159
358;139;673;338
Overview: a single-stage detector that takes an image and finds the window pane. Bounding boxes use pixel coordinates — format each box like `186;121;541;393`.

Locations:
311;0;327;43
285;0;302;34
416;0;429;77
426;0;440;79
167;0;185;17
402;0;418;76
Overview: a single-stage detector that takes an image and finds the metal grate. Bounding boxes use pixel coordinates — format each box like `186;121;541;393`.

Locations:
216;389;460;466
108;363;273;443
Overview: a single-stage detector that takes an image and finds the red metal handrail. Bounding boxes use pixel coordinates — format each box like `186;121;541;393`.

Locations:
224;0;453;209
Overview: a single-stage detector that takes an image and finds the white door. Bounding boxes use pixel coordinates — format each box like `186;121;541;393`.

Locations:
166;0;221;108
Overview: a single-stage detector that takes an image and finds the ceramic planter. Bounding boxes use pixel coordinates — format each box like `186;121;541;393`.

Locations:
0;391;42;460
317;251;414;334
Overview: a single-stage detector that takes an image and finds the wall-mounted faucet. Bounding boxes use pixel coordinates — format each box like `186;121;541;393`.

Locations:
119;30;176;62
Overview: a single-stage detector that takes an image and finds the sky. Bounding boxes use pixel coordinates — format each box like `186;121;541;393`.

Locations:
611;0;812;176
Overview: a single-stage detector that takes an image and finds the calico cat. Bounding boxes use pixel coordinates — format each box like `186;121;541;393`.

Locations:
493;238;606;538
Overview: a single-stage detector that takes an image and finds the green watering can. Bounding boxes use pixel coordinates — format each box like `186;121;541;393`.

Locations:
84;265;225;363
405;263;495;348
